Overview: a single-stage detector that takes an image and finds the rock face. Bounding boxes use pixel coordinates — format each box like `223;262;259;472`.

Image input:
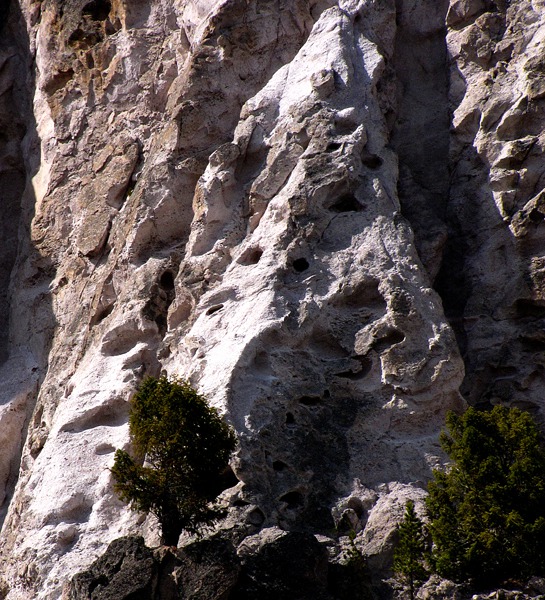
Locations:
68;531;335;600
1;0;545;597
444;0;545;414
68;537;158;599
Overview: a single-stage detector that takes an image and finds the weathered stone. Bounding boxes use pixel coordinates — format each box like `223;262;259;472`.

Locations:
67;536;156;600
416;575;465;600
173;537;240;600
234;527;332;600
3;0;545;597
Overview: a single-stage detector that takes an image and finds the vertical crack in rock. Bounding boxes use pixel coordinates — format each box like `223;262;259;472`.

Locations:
0;0;56;540
392;0;545;420
0;9;27;367
438;1;545;413
391;0;451;282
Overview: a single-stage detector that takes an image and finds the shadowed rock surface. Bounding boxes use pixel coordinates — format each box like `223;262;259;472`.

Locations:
68;533;340;600
1;0;545;597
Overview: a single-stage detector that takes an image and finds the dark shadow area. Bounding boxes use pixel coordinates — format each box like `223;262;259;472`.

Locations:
0;0;9;33
0;0;27;365
431;3;544;411
389;0;537;413
0;0;55;528
392;0;451;280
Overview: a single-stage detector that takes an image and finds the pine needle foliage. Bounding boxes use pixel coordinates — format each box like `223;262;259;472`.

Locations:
111;376;237;546
393;500;429;600
426;406;545;587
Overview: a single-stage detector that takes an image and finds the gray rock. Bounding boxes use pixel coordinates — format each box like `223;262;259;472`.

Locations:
173;537;241;600
233;528;332;600
68;535;241;600
67;536;156;600
4;0;545;597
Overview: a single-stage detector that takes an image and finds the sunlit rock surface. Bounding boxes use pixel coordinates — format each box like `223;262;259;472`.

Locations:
1;0;543;597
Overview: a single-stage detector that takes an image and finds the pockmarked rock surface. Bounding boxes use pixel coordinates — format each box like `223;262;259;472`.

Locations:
1;0;545;597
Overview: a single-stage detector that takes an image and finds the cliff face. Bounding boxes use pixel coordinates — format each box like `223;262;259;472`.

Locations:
0;0;544;597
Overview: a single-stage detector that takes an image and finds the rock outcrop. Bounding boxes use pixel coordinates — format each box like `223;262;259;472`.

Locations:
1;0;545;597
67;532;344;600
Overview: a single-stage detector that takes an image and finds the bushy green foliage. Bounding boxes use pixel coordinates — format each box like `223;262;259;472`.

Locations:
426;406;545;587
393;500;429;600
111;376;237;545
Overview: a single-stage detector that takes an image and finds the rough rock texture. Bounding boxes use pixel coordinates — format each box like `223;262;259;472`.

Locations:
67;536;157;599
69;534;545;600
68;535;242;599
232;527;332;600
68;531;354;600
2;0;545;597
416;574;545;600
443;0;545;416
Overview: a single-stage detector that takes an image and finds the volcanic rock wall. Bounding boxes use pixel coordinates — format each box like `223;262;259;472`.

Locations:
0;0;544;597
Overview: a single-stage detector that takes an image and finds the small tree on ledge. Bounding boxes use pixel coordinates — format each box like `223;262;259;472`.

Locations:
111;376;237;546
393;500;429;600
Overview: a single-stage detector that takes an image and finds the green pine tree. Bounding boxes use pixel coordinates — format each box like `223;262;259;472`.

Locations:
426;406;545;587
393;500;429;600
111;376;237;546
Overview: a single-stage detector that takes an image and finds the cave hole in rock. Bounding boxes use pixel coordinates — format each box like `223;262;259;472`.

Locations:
32;405;44;429
280;491;304;509
247;507;265;526
334;369;362;380
334;356;372;380
529;208;545;223
44;69;75;95
335;277;385;310
346;496;364;517
92;303;114;325
292;257;309;272
329;193;364;213
104;19;116;35
68;28;101;46
90;575;109;593
95;443;115;456
143;274;177;336
233;499;251;507
206;304;224;316
326;142;342;152
61;401;127;433
337;507;363;535
285;412;296;426
82;0;112;21
273;460;289;472
237;247;263;265
520;336;545;352
213;465;239;495
361;152;383;169
373;329;405;353
159;270;175;291
515;298;545;318
323;389;331;399
298;395;321;406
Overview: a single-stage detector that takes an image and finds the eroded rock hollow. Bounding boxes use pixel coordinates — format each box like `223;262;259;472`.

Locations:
0;0;543;597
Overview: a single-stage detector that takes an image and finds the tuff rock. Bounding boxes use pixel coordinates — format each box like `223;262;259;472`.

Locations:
68;531;331;600
1;0;545;597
